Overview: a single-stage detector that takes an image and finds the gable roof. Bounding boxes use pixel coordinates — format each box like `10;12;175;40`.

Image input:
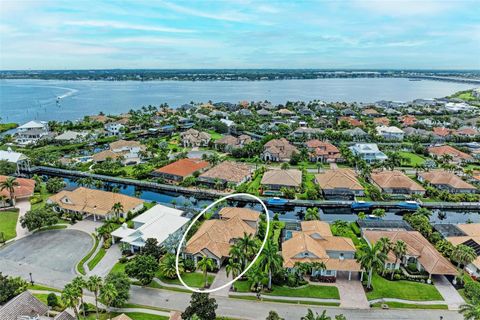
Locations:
154;158;209;178
315;169;364;191
364;230;457;275
0;291;48;320
261;169;302;187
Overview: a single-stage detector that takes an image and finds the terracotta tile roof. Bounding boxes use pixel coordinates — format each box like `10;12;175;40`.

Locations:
185;212;259;259
111;314;133;320
154;158;209;178
48;187;144;216
109;139;145;150
400;115;417;126
199;161;252;184
263;138;299;160
0;176;35;199
419;170;476;190
433;127;453;137
339;117;363;127
373;117;391;126
261;169;302;187
456;223;480;237
370;170;425;192
306;140;341;159
301;221;333;236
427;145;473;161
218;207;260;222
362;108;379;115
455;127;479;136
315;169;364;191
364;230;457;275
92;150;121;162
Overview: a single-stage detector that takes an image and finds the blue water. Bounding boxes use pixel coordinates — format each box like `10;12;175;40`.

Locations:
0;78;474;123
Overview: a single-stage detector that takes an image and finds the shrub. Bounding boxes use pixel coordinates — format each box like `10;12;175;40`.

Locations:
184;258;196;272
103;238;112;249
47;293;58;307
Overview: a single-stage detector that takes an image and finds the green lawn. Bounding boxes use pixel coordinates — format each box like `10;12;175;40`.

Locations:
28;283;62;292
366;274;444;301
109;261;126;275
0;122;18;133
398;152;426;167
157;272;214;288
230;295;340;306
245;173;262;195
31;184;53;210
371;302;448;309
207;130;223;141
87;247;106;271
0;209;19;241
77;236;99;275
33;224;68;233
234;281;339;299
80;313;168;320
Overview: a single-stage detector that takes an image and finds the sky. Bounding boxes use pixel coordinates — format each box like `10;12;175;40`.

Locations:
0;0;479;70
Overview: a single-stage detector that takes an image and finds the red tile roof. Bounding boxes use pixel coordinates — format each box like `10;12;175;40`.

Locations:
154;158;209;178
0;176;35;199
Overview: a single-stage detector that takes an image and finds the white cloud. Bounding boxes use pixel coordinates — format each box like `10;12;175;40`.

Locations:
352;0;461;16
157;1;253;23
65;20;195;33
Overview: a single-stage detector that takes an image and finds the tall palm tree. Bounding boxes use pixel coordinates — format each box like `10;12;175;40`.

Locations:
459;302;480;320
377;237;392;254
159;253;184;279
391;240;407;280
86;275;103;319
111;202;124;219
237;233;256;269
61;283;81;320
99;282;118;319
257;239;283;290
305;207;320;221
356;242;387;289
0;177;18;207
453;244;477;268
226;259;242;280
71;276;87;318
197;255;215;288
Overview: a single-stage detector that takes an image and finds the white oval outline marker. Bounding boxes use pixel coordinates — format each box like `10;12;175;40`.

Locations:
175;193;270;293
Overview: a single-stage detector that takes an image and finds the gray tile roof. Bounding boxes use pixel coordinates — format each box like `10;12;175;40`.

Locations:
0;291;48;320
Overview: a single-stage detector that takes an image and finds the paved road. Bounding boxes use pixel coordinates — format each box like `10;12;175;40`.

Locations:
0;229;92;287
127;285;463;320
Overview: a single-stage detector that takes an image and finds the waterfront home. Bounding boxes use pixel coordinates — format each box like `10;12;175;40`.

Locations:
14;120;49;145
375;126;404;140
262;138;299;162
418;170;477;194
277;108;296;117
184;207;260;267
0;148;31;174
349;143;388;163
370;170;425;196
92;139;146;165
257;109;272;116
305;140;342;163
198;161;252;188
261;169;302;191
89;114;111;123
111;204;189;253
104;121;125;136
445;223;480;277
180;129;211;147
214;134;252;152
54;130;91;143
48;187;144;221
0;175;35;207
315;169;364;199
152;158;209;182
292;127;323;139
427;145;474;163
363;230;457;279
282;221;361;280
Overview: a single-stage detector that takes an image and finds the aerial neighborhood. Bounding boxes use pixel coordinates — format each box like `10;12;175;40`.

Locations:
1;88;480;320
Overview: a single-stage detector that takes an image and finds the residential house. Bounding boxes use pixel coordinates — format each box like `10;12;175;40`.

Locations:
282;221;361;280
362;108;381;117
338;116;363;127
0;175;35;207
349;143;388;163
198;161;252;188
92;140;146;165
214;134;252;152
375;126;404;140
399;115;417;127
104;121;125;136
184;207;260;267
432;127;453;141
112;204;189;253
262;138;299;162
277;108;296;117
261;169;302;191
455;127;479;138
418;170;477;194
0;291;49;320
428;145;474;163
292;127;323;139
343;127;368;141
445;223;480;277
305;140;342;163
363;230;457;279
152;158;209;181
238;109;253;117
48;187;144;221
370;170;425;195
373;117;390;126
14;120;49;145
54;130;90;142
0;148;30;174
315;169;364;199
257;109;272;117
180;129;211;147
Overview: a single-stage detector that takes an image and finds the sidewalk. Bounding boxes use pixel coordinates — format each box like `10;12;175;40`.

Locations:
15;199;31;240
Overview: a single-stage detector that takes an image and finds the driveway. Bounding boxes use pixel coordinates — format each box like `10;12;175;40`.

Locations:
15;199;31;240
336;272;369;309
69;217;103;235
433;275;465;310
0;229;93;287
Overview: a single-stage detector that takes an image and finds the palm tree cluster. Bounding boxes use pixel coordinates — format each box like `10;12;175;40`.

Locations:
0;176;18;207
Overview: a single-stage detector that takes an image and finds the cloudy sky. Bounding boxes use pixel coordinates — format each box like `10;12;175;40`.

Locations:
1;0;479;70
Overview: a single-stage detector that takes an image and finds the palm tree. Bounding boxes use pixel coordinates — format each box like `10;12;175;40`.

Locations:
0;177;18;207
357;211;366;220
197;255;215;288
305;207;320;221
459;302;480;320
0;194;7;208
111;202;124;219
61;283;81;319
372;208;386;219
257;239;283;290
301;309;331;320
226;259;242;280
377;237;392;254
71;276;87;318
391;240;407;280
99;282;118;318
159;253;183;279
237;233;257;268
453;244;477;268
86;275;103;319
356;242;387;289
